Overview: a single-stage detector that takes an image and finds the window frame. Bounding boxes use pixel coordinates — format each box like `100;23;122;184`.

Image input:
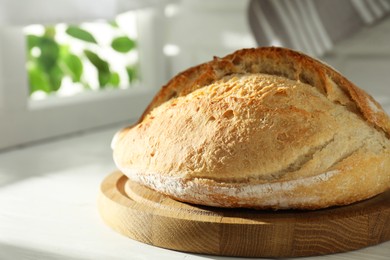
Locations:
0;8;166;150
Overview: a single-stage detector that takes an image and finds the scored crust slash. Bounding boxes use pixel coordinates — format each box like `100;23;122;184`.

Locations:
111;47;390;210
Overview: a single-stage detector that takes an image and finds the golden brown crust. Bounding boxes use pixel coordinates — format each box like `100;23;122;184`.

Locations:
141;47;390;136
112;47;390;210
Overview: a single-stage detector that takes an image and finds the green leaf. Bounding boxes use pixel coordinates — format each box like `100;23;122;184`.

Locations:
84;50;111;87
37;37;60;71
27;63;51;94
66;26;97;44
84;50;110;72
126;65;138;83
48;65;64;91
58;44;70;57
109;72;120;87
111;36;136;53
98;71;111;87
109;20;119;28
44;26;56;39
26;35;40;50
62;53;83;82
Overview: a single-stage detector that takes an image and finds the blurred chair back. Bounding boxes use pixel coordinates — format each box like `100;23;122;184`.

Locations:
248;0;390;57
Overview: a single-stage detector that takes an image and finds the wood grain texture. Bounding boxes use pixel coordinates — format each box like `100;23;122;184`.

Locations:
98;171;390;258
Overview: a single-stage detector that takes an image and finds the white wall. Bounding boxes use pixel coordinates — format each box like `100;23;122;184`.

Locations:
163;0;256;78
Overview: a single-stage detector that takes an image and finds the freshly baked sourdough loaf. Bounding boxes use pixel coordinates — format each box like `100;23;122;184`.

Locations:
112;47;390;210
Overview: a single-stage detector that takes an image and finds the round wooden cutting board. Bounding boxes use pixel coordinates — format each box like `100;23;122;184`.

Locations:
98;171;390;258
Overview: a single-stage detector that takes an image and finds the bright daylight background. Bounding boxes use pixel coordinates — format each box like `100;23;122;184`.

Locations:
24;12;139;100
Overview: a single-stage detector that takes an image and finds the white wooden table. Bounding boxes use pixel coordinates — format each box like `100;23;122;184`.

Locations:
0;124;389;260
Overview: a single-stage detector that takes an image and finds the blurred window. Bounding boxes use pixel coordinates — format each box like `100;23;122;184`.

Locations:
0;3;165;150
25;13;140;101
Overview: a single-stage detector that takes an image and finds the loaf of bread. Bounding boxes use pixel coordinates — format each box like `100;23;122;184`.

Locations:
112;47;390;210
